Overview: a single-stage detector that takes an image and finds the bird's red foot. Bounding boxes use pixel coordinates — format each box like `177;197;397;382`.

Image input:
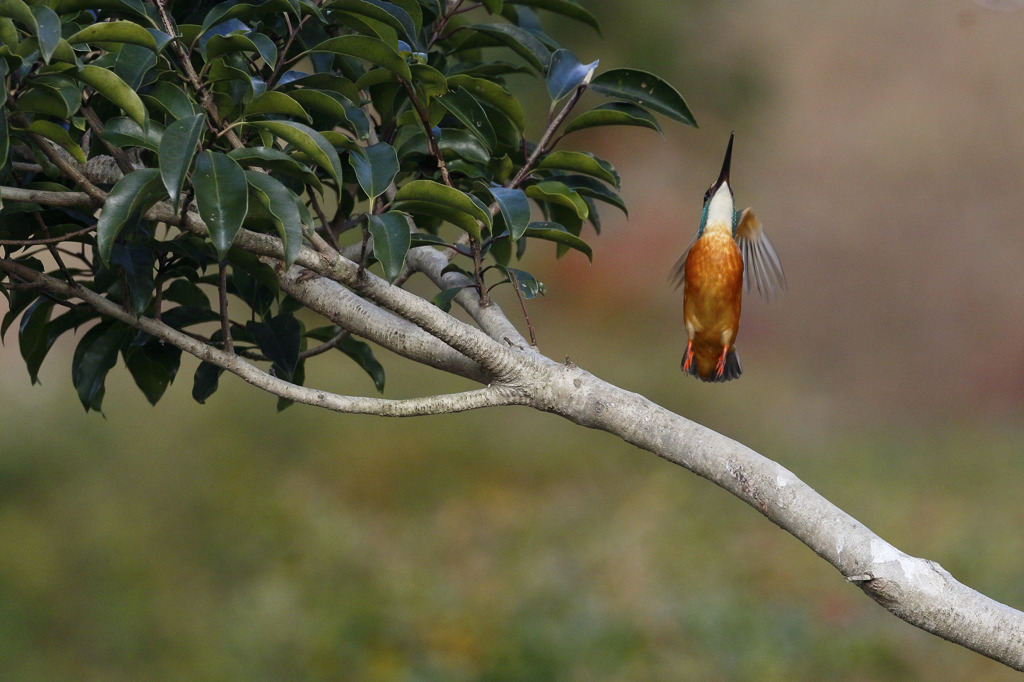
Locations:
714;346;730;378
682;341;695;373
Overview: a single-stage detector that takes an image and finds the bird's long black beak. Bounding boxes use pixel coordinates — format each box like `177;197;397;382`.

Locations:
714;132;734;191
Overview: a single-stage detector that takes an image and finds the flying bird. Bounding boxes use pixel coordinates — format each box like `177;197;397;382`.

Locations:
671;133;785;382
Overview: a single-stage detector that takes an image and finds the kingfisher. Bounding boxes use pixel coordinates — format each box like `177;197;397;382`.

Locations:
671;133;785;382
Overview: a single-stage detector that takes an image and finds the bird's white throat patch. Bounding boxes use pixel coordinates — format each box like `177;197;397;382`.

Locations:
705;182;734;233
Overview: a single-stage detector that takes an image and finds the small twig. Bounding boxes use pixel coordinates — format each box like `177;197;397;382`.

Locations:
508;83;589;190
242;328;351;363
80;103;136;175
218;261;234;354
507;270;538;347
0;225;95;246
399;78;452;187
13;115;106;202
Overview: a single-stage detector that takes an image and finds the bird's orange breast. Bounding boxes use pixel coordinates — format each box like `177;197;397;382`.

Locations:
683;231;744;378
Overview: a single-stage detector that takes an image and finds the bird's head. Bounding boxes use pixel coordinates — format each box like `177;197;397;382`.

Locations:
700;132;735;232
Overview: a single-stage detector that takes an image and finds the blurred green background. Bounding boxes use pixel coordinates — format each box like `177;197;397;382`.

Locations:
4;1;1024;679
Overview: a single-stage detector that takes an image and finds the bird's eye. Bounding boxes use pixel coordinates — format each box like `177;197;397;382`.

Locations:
703;186;713;204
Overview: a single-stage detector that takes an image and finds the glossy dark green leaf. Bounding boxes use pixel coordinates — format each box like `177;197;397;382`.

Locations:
98;116;164;152
67;20;157;50
367;211;411;282
30;4;61;63
22;120;85;163
247;120;344;188
307;35;411;79
247;313;300;381
23;307;96;384
96;168;165;266
338;334;385;392
16;77;81;119
431;286;463;313
488;186;531;240
205;32;276;67
525;221;592;261
192;361;223;404
446;74;526;132
159;114;205;210
141;82;203;120
0;113;7;169
546;48;598;101
19;298;54;384
243;91;311;121
510;0;599;33
437;86;495;151
51;0;151;22
244;170;306;267
563;101;662;136
114;43;157;90
506;267;545;298
124;340;181;405
326;0;415;43
349;141;399;199
590;68;697;127
72;321;133;412
193;151;249;259
547;173;627;214
110;241;156;314
71;64;147;126
228;146;323;194
288;89;369;139
392;179;491;239
526;181;588;220
467;23;551;73
200;0;292;34
536;150;619;188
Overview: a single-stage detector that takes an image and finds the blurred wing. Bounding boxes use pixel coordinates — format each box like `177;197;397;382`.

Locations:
668;230;700;290
735;208;786;299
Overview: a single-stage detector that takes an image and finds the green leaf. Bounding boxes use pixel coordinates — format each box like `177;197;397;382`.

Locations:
467;23;551;73
247;313;300;380
244;170;305;267
98;116;164;152
325;0;416;43
510;0;600;33
431;286;463;313
96;168;165;266
193;151;249;259
192;361;223;404
247;120;344;188
306;35;411;80
338;334;385;392
392;179;491;239
19;298;55;384
349;142;399;199
228;146;323;194
159;114;205;210
446;74;525;132
546;48;598;101
549;174;627;215
243;91;311;121
367;211;410;282
72;321;133;413
141;82;202;120
71;64;148;126
409;62;447;98
488;186;531;240
563;101;662;136
437;86;495;151
506;267;545;298
526;181;588;220
200;0;293;34
124;340;181;405
16;75;82;119
536;150;619;188
23;120;86;164
205;32;278;68
288;89;369;139
30;5;61;63
66;20;157;50
0;113;7;169
110;241;156;314
23;307;96;384
525;221;592;261
590;68;697;127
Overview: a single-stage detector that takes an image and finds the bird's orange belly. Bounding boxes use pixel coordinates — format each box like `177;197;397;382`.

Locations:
683;233;743;376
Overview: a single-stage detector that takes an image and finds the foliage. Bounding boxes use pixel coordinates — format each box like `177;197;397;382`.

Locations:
0;0;695;412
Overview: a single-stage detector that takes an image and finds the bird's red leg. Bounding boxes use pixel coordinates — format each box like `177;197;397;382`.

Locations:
714;346;730;378
682;340;695;372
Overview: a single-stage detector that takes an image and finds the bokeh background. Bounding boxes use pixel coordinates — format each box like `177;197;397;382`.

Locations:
4;1;1024;679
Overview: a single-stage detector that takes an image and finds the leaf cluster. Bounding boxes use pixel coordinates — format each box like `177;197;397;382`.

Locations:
0;0;694;412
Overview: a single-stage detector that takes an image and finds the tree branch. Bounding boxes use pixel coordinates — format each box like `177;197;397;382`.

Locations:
0;259;527;416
